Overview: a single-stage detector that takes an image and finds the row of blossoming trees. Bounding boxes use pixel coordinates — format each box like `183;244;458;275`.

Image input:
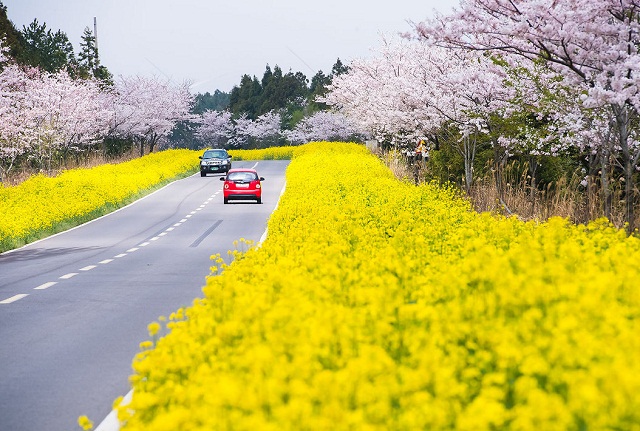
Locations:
195;109;365;148
0;42;192;182
0;37;366;183
321;0;640;232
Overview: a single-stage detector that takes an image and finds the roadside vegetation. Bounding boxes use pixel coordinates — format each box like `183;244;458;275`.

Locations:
113;142;640;430
0;150;197;253
0;147;294;253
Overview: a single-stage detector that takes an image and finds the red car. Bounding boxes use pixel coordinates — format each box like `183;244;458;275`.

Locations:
221;168;265;204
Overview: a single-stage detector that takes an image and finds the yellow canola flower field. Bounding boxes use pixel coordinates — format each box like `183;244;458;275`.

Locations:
0;150;198;252
119;142;640;431
228;146;295;161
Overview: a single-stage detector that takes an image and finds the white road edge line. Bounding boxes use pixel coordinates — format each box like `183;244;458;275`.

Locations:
258;182;286;247
0;174;200;256
1;294;29;304
95;389;133;431
96;179;284;431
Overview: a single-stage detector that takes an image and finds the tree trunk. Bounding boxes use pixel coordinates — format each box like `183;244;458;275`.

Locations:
463;135;476;193
613;105;635;233
494;155;506;203
528;156;538;217
600;146;612;221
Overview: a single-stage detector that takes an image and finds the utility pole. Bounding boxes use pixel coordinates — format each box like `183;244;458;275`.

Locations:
93;17;99;60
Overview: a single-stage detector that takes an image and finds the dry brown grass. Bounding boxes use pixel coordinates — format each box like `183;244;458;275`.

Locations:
379;151;636;230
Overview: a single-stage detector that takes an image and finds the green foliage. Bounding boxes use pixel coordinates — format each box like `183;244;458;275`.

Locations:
20;19;75;73
428;147;464;185
229;74;262;118
76;26;112;85
228;58;346;121
0;4;113;85
331;57;349;76
103;137;135;157
0;2;27;64
193;90;230;114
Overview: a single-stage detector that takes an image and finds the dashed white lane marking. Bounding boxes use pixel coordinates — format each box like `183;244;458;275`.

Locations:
34;281;57;290
0;294;29;304
2;188;225;306
80;265;97;271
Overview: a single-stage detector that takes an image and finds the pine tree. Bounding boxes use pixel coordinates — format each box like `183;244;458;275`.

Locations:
77;26;112;84
21;19;75;73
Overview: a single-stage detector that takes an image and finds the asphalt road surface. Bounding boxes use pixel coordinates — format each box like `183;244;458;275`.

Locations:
0;160;289;431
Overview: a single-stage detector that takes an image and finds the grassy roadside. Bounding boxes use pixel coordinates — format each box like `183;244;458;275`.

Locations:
0;147;298;254
0;149;200;253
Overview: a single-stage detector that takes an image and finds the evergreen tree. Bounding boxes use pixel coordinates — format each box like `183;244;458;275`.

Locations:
21;19;75;73
331;58;349;77
193;90;230;114
77;26;112;84
78;27;98;71
229;74;262;119
309;70;331;111
0;2;27;64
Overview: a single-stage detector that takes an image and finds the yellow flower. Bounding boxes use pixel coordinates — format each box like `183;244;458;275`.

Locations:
77;415;93;430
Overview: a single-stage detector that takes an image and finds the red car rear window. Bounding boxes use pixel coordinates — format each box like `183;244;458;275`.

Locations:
228;172;258;182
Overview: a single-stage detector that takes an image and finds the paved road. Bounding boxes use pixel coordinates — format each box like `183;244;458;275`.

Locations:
0;160;289;431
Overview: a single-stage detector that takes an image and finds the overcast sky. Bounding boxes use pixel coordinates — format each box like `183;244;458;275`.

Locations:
3;0;458;94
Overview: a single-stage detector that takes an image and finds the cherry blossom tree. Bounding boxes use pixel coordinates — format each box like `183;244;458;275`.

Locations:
27;69;113;169
284;111;366;144
110;75;193;155
414;0;640;229
323;37;515;191
227;111;282;148
246;110;282;147
195;110;233;147
0;63;35;181
1;38;113;178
